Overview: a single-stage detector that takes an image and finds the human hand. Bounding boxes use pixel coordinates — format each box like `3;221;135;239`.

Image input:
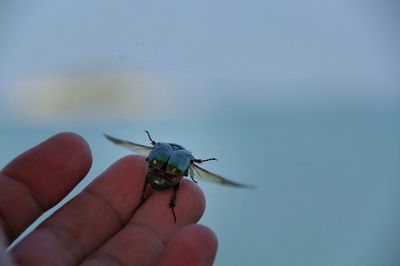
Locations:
0;133;217;266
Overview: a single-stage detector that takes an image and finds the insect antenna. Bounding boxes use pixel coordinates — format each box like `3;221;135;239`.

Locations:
145;130;156;145
194;157;218;164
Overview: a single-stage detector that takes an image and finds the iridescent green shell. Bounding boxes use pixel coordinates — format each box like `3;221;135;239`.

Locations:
147;143;173;169
166;149;194;175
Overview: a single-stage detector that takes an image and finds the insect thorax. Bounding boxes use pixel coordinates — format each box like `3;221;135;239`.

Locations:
146;168;182;190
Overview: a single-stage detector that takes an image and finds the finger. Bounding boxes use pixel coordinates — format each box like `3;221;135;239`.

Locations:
81;179;205;266
11;155;147;266
131;177;206;240
157;224;218;266
0;132;92;241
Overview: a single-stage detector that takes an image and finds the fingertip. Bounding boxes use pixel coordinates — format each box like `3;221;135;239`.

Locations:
107;154;147;175
188;224;218;246
177;179;206;223
3;132;93;175
180;224;218;255
157;224;218;266
46;132;93;167
2;132;93;208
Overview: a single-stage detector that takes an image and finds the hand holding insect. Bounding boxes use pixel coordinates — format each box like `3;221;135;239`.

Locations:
0;133;217;265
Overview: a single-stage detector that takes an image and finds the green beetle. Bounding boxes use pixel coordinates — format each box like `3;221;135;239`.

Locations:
105;131;253;222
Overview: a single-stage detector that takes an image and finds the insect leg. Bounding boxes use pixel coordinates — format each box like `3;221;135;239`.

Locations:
144;130;156;145
139;178;149;203
169;184;180;223
189;167;198;183
132;178;149;215
193;157;218;164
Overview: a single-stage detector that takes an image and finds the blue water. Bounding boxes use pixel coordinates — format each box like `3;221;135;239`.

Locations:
1;108;399;265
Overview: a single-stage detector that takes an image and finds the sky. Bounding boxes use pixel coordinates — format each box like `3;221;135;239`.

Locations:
0;0;399;125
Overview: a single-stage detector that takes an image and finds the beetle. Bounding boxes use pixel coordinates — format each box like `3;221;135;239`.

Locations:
104;130;253;222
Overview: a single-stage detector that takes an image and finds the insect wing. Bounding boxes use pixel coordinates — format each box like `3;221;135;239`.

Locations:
104;134;153;156
190;164;255;188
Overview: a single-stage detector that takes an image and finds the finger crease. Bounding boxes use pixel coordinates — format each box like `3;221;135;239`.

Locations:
87;251;125;266
2;176;45;213
128;220;166;246
42;222;85;263
82;190;126;227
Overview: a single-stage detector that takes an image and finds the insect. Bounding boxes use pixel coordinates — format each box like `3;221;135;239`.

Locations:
104;130;253;222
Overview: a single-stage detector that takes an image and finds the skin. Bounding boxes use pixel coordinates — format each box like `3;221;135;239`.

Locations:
0;133;218;266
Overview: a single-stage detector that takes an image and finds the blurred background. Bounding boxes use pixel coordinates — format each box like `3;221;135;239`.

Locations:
1;0;399;265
